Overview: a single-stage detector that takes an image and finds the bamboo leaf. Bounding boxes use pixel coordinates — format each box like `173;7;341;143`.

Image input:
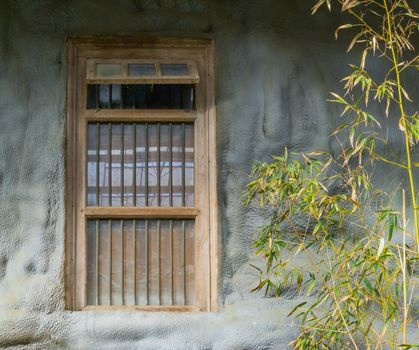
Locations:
288;302;308;317
335;24;354;39
377;238;385;258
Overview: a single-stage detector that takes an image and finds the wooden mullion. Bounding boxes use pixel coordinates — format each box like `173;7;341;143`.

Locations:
85;109;197;123
85;206;199;219
86;78;199;84
83;305;200;312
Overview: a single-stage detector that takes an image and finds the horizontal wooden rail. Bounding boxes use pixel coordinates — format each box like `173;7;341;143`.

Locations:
84;206;199;219
86;77;199;84
84;109;197;122
83;305;201;312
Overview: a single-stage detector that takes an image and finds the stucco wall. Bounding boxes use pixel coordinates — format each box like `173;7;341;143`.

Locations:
0;0;417;349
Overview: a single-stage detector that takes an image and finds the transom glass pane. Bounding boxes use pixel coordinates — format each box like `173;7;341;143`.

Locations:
128;64;156;76
96;63;122;77
161;63;189;76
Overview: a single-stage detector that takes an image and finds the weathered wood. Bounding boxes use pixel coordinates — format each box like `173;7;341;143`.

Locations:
84;207;199;219
66;37;218;312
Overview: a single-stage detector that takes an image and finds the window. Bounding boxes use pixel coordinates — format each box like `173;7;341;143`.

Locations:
66;38;218;312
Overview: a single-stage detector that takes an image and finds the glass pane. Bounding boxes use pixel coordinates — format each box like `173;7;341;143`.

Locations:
99;124;110;206
161;64;189;76
99;85;110;108
96;63;122;77
185;124;194;206
160;124;171;207
135;124;147;206
87;124;98;206
128;64;156;76
172;124;183;207
111;124;122;206
87;84;195;110
147;124;158;206
87;85;100;109
87;122;194;208
111;84;122;108
123;125;134;206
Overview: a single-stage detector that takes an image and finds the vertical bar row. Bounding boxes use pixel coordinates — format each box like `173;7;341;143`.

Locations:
86;219;195;306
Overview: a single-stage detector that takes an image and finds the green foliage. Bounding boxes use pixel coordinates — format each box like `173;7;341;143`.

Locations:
245;0;419;348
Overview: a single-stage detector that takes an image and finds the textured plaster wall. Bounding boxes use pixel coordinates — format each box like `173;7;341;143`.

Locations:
0;0;417;349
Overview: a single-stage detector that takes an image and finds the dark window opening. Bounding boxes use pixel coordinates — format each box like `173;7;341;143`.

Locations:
87;84;195;110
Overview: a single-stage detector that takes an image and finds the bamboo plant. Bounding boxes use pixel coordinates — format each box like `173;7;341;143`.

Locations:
245;1;418;348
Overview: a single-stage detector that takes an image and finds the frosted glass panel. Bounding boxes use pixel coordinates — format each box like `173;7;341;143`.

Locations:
128;64;156;76
161;64;188;76
96;63;122;77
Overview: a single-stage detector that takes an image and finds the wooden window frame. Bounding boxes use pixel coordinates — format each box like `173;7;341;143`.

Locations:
65;37;218;312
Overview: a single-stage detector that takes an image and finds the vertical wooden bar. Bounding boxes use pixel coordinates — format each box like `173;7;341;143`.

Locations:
169;123;173;207
134;219;137;305
157;219;161;305
121;219;125;305
96;123;100;206
108;123;112;207
157;123;161;206
133;123;137;206
182;220;186;305
121;123;125;207
170;220;174;305
109;219;112;305
96;219;100;305
181;123;186;207
145;219;149;305
145;123;149;206
185;220;195;305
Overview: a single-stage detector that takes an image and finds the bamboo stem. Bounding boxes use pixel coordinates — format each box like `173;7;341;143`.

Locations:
383;0;419;256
